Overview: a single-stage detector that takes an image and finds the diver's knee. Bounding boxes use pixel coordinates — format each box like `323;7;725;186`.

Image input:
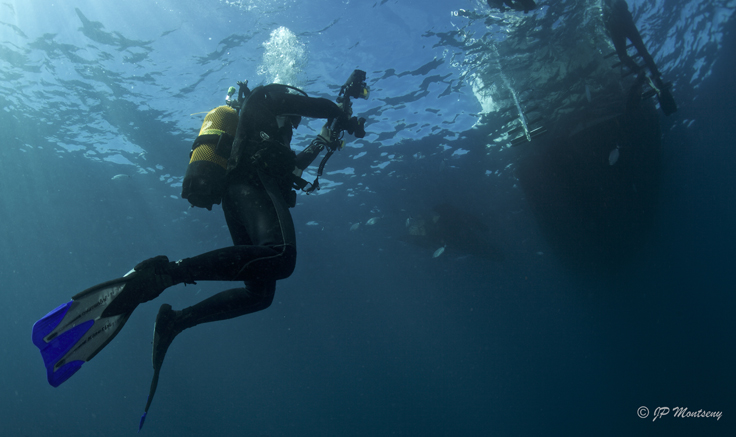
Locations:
259;290;275;310
279;245;297;279
244;281;276;311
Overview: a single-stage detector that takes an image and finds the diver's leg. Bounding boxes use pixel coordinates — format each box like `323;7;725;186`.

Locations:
169;244;294;283
169;177;297;284
626;26;660;77
607;1;644;75
152;280;277;369
165;175;296;320
152;177;296;367
161;280;276;332
610;30;640;74
132;173;297;298
614;2;659;77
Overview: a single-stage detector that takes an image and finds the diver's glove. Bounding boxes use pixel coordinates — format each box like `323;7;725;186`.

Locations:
317;125;344;151
317;125;334;143
346;116;366;138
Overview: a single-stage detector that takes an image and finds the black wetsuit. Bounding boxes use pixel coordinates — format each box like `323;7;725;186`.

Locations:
604;0;660;77
166;85;343;330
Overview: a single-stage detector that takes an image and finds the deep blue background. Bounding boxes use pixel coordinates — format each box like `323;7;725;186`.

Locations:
1;0;734;435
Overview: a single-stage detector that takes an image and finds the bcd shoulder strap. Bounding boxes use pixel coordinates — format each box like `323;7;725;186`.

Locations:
191;132;234;160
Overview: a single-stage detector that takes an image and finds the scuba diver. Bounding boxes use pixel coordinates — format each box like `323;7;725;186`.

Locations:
32;71;369;429
603;0;677;115
487;0;537;14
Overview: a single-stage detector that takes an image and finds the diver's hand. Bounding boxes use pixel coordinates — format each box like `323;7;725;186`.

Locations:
318;125;335;143
331;114;365;139
346;116;366;138
316;125;344;151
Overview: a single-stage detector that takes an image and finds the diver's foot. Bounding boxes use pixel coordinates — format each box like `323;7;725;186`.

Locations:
657;88;678;116
152;304;181;370
101;257;174;317
124;256;175;304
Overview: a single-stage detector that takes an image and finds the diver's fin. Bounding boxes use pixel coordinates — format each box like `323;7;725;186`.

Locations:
642;77;677;116
31;275;139;387
139;304;180;432
656;85;677;116
138;363;161;432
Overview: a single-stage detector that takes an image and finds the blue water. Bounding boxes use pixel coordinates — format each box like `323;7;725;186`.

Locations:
2;0;734;435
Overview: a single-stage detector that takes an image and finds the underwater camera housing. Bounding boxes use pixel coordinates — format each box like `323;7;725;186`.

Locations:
339;69;369;101
336;69;368;138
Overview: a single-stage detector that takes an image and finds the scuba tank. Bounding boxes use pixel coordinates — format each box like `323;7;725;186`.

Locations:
181;105;238;210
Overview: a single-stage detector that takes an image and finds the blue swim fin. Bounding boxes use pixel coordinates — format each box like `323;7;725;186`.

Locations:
32;275;138;387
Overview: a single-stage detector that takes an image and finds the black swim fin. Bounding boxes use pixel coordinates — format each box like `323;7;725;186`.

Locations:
656;86;677;116
31;273;139;387
138;362;162;432
643;76;677;116
139;304;180;432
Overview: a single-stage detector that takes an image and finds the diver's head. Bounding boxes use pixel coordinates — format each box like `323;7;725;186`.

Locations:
270;84;307;128
274;115;301;131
